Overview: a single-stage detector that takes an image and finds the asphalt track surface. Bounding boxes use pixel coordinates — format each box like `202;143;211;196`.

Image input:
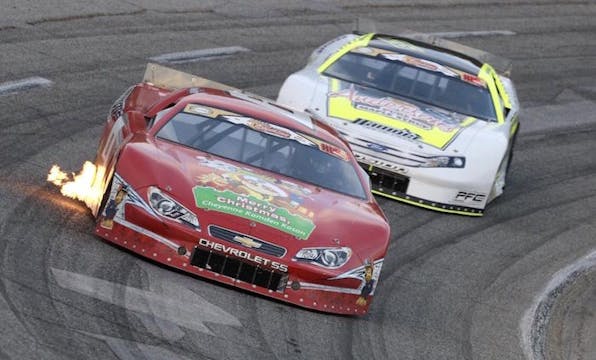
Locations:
1;1;595;359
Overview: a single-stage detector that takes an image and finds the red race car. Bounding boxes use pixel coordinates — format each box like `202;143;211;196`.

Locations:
92;64;390;315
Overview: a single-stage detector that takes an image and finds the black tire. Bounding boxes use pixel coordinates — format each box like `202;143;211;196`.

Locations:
504;124;519;184
96;176;113;221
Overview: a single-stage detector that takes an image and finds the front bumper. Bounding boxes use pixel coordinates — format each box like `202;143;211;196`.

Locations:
95;176;382;315
360;163;487;216
96;219;378;315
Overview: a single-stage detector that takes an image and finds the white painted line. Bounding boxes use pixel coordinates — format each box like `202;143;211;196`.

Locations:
520;249;596;360
150;46;250;64
52;268;242;335
428;30;516;39
0;76;53;96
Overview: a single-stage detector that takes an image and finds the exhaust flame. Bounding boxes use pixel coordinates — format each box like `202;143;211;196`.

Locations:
47;161;106;215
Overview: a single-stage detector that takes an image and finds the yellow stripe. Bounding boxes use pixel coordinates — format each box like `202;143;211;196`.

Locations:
478;64;504;124
478;63;515;124
329;77;341;92
372;190;484;216
488;66;512;109
510;119;519;137
317;33;375;73
327;92;475;149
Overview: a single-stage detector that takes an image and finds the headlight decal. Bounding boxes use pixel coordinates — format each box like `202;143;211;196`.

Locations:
348;137;467;169
98;174;188;253
294;247;352;268
420;155;466;168
148;187;200;229
100;173;158;229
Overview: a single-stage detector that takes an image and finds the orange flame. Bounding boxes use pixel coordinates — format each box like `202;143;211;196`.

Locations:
47;161;106;214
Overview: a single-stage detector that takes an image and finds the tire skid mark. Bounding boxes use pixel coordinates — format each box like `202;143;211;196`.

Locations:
520;250;596;360
372;187;596;360
26;9;147;26
0;187;75;358
0;183;152;358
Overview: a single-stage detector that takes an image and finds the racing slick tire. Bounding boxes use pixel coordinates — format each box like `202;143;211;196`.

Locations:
490;126;519;201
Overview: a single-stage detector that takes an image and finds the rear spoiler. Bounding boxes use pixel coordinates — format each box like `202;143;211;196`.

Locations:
142;63;236;91
142;63;316;129
353;18;512;76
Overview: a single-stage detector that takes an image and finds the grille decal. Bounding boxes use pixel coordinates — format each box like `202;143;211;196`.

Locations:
208;225;287;258
190;247;288;292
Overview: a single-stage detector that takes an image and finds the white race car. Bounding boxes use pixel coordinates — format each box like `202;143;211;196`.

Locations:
278;31;520;216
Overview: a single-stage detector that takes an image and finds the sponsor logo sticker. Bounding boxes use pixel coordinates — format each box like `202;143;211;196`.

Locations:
233;235;262;249
454;191;486;203
193;187;315;240
366;142;388;153
198;238;288;272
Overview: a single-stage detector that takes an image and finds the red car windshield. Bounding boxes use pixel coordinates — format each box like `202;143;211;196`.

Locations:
156;109;367;199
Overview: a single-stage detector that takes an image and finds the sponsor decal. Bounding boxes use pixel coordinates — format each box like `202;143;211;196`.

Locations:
198;238;288;272
100;182;127;230
245;118;293;139
350;46;459;77
356;261;376;306
331;259;383;306
365;142;388;153
382;53;458;77
460;73;486;87
454;191;486;203
327;82;475;149
423;106;463;124
194;187;315;240
222;114;316;147
350;45;487;89
228;90;314;129
354;153;409;174
233;235;262;249
195;156;312;197
224;114;349;161
100;174;157;229
184;103;347;161
196;155;312;199
194;156;317;239
184;104;212;116
184;102;315;145
354;119;421;142
317;142;349;161
378;38;424;52
329;86;464;132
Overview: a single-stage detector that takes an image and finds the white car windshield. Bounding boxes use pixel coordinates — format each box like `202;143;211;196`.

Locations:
324;51;497;121
156;110;367;199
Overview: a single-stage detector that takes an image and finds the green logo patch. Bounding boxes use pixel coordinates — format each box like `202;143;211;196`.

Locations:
193;186;315;240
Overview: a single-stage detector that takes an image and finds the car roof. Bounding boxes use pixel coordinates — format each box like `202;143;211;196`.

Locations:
367;36;481;75
178;88;351;149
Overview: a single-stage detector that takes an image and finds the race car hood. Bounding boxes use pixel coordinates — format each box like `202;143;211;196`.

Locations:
324;81;483;152
117;140;388;252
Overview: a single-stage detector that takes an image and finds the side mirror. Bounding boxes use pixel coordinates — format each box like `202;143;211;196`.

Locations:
126;110;147;134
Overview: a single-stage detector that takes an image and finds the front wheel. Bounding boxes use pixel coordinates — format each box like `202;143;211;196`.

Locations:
95;175;113;220
489;128;518;202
